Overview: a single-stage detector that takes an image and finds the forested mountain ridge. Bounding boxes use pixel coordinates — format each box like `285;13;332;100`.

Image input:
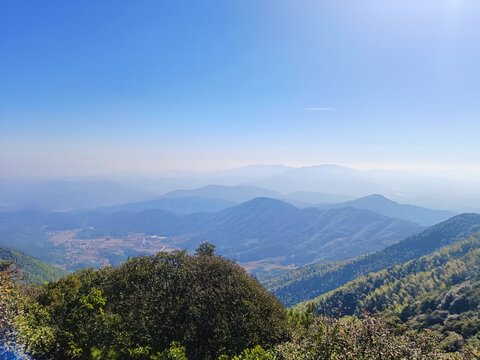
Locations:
293;230;480;348
265;213;480;306
193;198;423;265
0;245;64;283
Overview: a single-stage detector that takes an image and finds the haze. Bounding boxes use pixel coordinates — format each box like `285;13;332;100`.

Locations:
1;1;480;210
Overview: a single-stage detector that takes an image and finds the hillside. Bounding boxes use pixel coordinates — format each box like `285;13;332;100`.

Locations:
297;231;480;315
293;231;480;347
320;194;455;226
265;213;480;306
0;245;64;283
194;198;423;265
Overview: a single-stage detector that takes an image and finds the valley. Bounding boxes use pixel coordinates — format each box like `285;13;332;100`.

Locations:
46;230;178;270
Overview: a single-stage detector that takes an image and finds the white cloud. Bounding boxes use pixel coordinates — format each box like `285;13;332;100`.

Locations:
304;107;335;111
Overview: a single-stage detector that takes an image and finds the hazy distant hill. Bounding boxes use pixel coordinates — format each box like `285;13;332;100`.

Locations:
0;245;64;283
282;191;353;205
161;185;282;203
266;213;480;306
0;180;153;212
254;164;391;196
320;194;455;226
95;196;236;215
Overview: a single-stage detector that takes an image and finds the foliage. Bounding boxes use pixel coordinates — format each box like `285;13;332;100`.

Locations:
195;242;216;257
273;312;474;360
18;243;289;360
220;345;274;360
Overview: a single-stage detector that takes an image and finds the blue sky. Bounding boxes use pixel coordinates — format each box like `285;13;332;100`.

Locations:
1;0;480;176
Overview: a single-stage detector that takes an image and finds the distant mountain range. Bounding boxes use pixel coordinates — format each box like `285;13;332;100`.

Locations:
3;163;480;211
251;165;390;197
93;186;454;224
0;180;153;212
265;213;480;306
95;196;236;215
319;194;456;226
283;191;353;205
161;185;282;203
0;197;423;272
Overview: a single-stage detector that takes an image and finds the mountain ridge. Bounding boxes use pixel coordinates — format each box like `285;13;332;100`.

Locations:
320;193;456;226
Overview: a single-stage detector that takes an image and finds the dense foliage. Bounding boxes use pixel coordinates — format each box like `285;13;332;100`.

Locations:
271;311;477;359
266;213;480;306
16;244;289;360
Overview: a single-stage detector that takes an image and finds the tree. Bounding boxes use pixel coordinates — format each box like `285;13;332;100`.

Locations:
195;242;216;257
25;249;289;359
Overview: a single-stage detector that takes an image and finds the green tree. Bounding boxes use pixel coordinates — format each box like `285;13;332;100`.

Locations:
195;242;216;257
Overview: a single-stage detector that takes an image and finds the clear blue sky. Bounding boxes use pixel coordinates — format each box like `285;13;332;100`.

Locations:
1;0;480;176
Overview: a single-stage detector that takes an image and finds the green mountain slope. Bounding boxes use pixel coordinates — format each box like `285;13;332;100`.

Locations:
265;213;480;306
290;231;480;349
0;245;64;283
293;230;480;328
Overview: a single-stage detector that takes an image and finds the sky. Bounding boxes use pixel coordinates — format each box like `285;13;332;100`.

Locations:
1;0;480;177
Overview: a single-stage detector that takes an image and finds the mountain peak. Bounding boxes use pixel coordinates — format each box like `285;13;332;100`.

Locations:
358;194;395;203
235;197;298;211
